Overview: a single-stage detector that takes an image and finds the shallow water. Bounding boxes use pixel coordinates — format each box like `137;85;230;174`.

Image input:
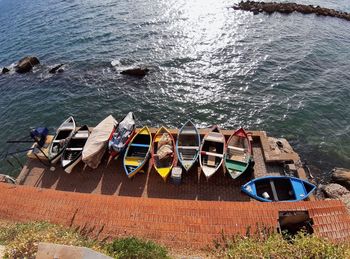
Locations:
0;0;349;179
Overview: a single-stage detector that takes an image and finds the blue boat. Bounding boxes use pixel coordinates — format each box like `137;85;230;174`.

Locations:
241;176;316;202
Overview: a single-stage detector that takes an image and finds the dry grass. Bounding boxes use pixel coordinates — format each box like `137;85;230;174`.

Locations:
0;221;169;259
209;229;350;258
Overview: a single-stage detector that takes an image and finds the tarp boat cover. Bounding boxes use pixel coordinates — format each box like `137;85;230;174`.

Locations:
82;115;117;169
109;112;136;153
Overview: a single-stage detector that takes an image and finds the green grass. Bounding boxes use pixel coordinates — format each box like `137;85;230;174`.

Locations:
0;221;169;259
106;237;169;259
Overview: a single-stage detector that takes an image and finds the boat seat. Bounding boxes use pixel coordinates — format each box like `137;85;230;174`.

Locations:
202;151;223;158
73;131;89;139
130;143;149;148
177;146;199;150
228;146;245;153
180;129;197;135
229;154;246;163
269;180;279;201
205;133;224;143
180;153;195;161
66;147;83;151
207;147;217;167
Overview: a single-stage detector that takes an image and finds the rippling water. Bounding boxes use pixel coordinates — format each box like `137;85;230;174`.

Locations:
0;0;349;179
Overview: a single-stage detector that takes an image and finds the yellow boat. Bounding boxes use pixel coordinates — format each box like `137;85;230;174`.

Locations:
152;126;177;181
123;126;152;178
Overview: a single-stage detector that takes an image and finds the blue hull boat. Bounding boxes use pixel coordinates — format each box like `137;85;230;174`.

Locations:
241;176;316;202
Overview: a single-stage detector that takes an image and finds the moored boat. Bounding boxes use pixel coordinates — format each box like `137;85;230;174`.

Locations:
241;176;316;202
225;128;252;179
61;125;90;174
82;115;116;169
199;125;225;180
152;126;177;181
108;112;136;161
176;120;200;172
48;116;76;164
123;126;152;178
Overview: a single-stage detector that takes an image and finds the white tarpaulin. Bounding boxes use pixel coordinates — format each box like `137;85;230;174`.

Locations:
82;115;117;169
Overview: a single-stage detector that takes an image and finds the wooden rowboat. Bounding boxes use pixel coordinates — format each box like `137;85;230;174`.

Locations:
123;126;152;178
176;120;200;172
48;116;76;164
152;126;177;181
108;112;136;161
61;125;90;174
225;128;252;179
241;176;316;202
199;125;225;180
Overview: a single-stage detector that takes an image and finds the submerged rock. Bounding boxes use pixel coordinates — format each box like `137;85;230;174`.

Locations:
120;67;149;77
49;64;64;74
15;56;40;73
331;168;350;189
1;67;10;74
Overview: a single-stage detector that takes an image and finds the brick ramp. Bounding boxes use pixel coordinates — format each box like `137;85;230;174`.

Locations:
0;184;349;249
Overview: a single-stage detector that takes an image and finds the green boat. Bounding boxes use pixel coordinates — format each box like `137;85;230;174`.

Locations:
225;128;252;179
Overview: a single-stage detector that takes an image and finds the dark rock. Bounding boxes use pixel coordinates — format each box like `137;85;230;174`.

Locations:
320;183;350;213
49;64;64;74
331;168;350;189
1;67;10;74
233;1;350;22
252;8;259;15
15;56;40;74
320;183;349;199
120;67;149;77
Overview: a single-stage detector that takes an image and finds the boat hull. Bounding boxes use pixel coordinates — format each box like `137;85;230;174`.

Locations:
152;126;177;181
48;116;76;164
199;125;225;180
225;128;252;179
176;120;200;172
241;176;316;202
123;126;152;178
61;125;90;174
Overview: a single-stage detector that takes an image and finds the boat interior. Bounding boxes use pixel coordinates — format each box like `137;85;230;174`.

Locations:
127;134;150;158
56;129;73;140
64;137;87;160
228;135;248;160
303;182;315;194
153;133;174;168
178;131;199;162
202;140;224;168
255;178;296;201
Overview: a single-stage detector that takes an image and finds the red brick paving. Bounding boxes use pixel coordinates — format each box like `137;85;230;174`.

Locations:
0;183;349;249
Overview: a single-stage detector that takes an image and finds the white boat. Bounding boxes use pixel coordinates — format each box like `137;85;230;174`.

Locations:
82;115;116;169
61;125;90;173
199;125;225;180
48;116;76;164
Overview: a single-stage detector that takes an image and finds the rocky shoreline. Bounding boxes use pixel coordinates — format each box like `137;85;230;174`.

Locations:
233;1;350;22
320;168;350;212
